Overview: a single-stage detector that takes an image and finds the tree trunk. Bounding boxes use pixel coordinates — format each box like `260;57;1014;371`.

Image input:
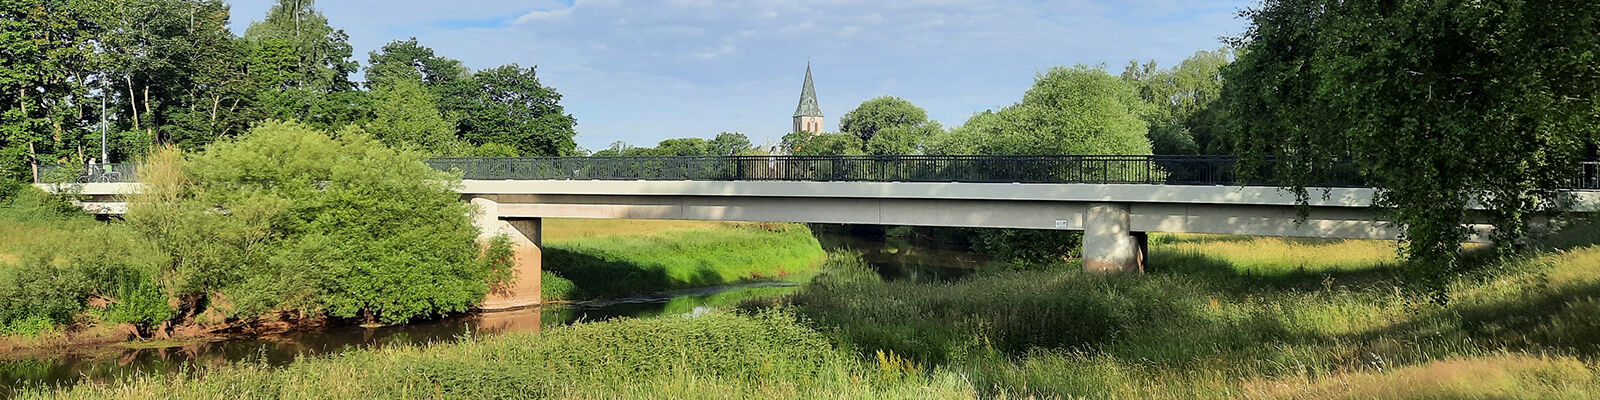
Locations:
144;86;153;143
125;74;140;132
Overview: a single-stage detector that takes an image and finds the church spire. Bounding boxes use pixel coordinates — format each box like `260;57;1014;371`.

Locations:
792;63;824;133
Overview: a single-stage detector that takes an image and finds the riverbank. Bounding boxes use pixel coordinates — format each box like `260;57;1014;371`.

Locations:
25;220;1600;398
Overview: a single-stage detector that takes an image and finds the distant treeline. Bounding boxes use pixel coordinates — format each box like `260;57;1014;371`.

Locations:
0;0;579;184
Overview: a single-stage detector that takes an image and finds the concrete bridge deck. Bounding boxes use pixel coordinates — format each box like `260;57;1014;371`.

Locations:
36;155;1600;310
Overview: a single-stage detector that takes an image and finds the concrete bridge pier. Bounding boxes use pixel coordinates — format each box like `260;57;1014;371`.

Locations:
1082;202;1147;273
471;197;543;310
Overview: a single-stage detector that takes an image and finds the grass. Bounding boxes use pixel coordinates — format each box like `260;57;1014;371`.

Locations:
19;310;982;399
539;218;733;242
776;219;1600;398
542;221;828;299
18;213;1600;398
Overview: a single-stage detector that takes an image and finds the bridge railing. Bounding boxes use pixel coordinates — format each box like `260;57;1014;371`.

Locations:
1580;162;1600;190
34;158;1598;189
426;155;1370;186
35;163;138;184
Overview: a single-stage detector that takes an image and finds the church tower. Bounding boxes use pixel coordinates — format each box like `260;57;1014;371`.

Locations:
793;63;824;133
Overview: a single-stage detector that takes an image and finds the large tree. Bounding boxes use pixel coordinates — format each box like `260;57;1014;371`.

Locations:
1222;0;1600;289
839;96;942;155
1122;48;1233;155
441;64;577;156
365;71;455;154
85;0;254;151
366;38;466;92
0;0;95;181
243;0;364;129
931;66;1151;156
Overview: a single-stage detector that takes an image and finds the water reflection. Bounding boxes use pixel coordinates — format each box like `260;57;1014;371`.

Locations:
2;231;984;395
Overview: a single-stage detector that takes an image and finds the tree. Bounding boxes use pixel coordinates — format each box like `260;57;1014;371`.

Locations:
84;0;254;151
366;38;466;92
243;0;364;128
781;131;863;156
839;96;942;155
839;96;928;144
441;64;577;156
866;122;941;155
242;0;358;94
1221;0;1600;291
1121;49;1233;154
709;132;754;155
653;138;712;156
0;0;95;182
934;66;1151;156
128;121;493;324
365;72;456;153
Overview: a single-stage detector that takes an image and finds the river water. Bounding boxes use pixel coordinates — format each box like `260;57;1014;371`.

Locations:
0;231;984;395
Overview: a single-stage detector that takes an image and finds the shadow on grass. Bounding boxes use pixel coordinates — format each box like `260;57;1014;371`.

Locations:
542;247;727;299
1149;248;1401;293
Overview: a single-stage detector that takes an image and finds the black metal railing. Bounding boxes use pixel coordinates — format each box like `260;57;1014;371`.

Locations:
426;155;1368;187
1580;162;1600;190
33;157;1600;190
36;163;137;184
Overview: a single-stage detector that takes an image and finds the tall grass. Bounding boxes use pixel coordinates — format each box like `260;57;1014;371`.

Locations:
781;221;1600;398
543;222;827;298
22;311;981;399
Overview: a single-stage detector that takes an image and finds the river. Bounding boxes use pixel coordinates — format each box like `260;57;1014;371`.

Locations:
0;231;985;396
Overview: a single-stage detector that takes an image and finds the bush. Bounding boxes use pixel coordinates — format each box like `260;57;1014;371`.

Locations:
0;191;168;333
127;121;491;324
540;271;576;301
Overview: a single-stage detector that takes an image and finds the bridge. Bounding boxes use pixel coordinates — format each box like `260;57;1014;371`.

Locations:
38;155;1600;310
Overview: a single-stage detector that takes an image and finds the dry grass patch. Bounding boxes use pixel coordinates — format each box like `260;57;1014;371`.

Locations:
541;218;735;242
1240;354;1600;399
1154;234;1401;275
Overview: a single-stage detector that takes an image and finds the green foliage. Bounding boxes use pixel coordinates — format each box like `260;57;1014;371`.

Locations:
365;37;467;91
0;0;95;182
479;235;517;291
592;132;756;157
365;75;457;154
780;131;864;156
540;271;576;302
839;96;928;144
242;0;359;94
0;188;168;332
440;64;577;156
932;65;1151;156
25;311;978;399
82;0;253;150
970;229;1081;268
544;223;826;298
1221;0;1600;290
127;121;490;324
1121;48;1233;154
710;132;756;155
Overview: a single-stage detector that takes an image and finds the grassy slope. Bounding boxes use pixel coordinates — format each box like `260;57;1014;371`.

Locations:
24;311;979;399
786;226;1600;398
25;219;1600;399
542;220;827;299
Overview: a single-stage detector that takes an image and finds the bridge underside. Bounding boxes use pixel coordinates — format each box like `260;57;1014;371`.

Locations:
481;193;1437;241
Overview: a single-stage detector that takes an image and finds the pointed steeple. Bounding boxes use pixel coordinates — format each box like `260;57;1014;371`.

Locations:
793;63;823;118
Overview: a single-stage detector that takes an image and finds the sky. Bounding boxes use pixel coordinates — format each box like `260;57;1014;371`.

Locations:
226;0;1257;151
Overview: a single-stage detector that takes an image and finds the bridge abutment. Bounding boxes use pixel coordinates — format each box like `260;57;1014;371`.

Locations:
1083;202;1146;273
471;197;543;310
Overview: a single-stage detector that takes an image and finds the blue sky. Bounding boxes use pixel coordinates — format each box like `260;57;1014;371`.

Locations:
226;0;1256;151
